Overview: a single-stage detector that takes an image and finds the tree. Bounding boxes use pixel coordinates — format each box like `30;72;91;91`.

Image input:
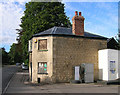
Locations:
20;2;71;64
9;43;23;64
118;29;120;50
16;29;24;44
117;39;120;50
1;47;10;65
115;31;120;50
117;41;120;50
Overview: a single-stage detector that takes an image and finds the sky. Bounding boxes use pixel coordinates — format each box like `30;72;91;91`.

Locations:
0;0;119;52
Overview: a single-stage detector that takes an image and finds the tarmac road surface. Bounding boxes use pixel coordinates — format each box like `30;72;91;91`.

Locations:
2;65;19;94
4;68;119;94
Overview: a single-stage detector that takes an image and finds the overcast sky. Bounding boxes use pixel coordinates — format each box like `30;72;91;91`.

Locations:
0;0;119;52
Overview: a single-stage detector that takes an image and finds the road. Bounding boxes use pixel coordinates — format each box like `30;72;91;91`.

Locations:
4;68;119;94
2;65;19;94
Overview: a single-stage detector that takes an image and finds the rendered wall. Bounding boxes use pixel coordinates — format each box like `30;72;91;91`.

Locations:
29;53;32;81
108;49;118;80
30;36;53;83
98;49;120;81
98;50;108;80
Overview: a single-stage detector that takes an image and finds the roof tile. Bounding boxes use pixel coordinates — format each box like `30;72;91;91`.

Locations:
33;26;108;39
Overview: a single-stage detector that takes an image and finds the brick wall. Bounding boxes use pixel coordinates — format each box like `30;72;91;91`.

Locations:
53;36;107;82
72;11;85;36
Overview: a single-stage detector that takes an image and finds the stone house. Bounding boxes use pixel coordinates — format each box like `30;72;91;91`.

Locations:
29;11;107;83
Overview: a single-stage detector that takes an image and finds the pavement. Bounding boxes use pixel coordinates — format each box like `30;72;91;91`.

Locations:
2;65;19;94
4;67;119;94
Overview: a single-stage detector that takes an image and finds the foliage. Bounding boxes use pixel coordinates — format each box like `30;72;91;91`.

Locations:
9;43;23;64
115;32;120;50
25;59;29;65
118;32;120;50
116;39;120;50
1;47;10;65
20;2;71;64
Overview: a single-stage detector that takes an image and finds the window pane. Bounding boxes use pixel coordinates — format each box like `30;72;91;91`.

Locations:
38;62;47;74
44;64;47;67
29;40;32;51
38;39;47;50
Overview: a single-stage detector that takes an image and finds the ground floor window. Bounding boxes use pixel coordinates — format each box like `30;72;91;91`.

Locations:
38;62;47;74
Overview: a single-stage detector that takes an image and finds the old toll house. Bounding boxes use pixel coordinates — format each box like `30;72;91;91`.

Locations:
29;11;107;83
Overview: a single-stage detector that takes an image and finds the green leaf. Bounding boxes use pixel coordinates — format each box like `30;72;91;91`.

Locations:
18;2;71;64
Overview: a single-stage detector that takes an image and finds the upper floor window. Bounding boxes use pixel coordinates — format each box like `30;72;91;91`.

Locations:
38;39;47;50
28;40;32;52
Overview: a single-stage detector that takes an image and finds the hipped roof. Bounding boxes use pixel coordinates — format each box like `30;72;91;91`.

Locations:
32;26;108;40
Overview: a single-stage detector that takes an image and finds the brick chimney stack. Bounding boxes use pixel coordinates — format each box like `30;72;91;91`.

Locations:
72;11;85;36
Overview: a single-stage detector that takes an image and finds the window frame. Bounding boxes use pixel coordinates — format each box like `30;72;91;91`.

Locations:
38;39;47;51
38;62;48;74
28;40;32;52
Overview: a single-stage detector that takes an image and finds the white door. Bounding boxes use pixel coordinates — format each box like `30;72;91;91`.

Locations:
75;66;80;80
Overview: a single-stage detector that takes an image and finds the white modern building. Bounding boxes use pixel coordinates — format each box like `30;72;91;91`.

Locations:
98;49;120;81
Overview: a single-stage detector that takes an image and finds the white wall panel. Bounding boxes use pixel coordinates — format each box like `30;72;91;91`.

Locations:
98;49;120;81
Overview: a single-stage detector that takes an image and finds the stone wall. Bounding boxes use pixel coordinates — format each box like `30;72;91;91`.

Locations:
29;35;107;83
53;36;107;82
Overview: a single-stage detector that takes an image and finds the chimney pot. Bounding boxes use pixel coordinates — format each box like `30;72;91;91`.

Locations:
72;11;85;36
75;11;78;15
79;12;81;16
